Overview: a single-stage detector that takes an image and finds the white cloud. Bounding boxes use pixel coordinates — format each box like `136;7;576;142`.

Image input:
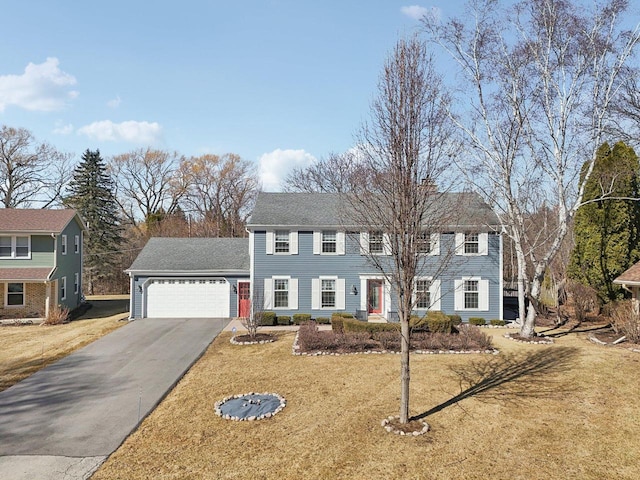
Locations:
0;57;78;112
400;5;431;21
77;120;163;144
258;148;316;192
53;122;74;135
107;95;121;108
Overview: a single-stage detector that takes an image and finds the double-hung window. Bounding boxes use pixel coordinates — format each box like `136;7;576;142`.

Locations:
415;279;431;309
322;231;337;253
74;273;80;294
369;231;384;254
417;232;431;254
6;283;24;306
273;279;289;308
74;235;80;254
61;235;67;255
0;236;30;258
274;230;290;253
464;280;479;309
464;233;479;254
321;279;336;308
61;277;67;301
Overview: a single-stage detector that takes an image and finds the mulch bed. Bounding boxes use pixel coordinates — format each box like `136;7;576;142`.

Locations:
231;333;277;345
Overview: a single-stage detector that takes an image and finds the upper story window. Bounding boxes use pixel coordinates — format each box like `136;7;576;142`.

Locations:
275;230;290;253
61;235;67;255
464;233;479;254
322;231;337;253
0;236;30;259
74;235;80;254
369;231;384;254
417;232;431;254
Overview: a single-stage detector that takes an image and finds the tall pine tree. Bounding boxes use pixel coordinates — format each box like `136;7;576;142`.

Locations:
65;149;123;294
568;142;640;302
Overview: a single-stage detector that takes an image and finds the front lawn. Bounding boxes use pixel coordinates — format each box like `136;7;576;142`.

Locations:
93;327;640;480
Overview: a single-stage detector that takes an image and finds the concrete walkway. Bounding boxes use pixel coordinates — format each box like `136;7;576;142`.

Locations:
0;317;227;480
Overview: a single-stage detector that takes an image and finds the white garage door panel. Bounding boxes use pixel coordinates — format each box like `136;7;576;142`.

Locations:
146;279;229;318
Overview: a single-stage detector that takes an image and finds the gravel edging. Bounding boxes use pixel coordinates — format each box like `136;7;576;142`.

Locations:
381;416;430;436
214;392;286;421
503;332;554;344
230;335;276;345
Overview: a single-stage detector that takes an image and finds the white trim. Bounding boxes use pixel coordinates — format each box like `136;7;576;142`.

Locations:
382;233;392;255
289;231;298;255
359;232;369;255
414;277;441;311
289;278;298;309
478;232;488;255
454;276;489;311
0;235;32;259
311;278;320;309
266;230;274;255
336;231;345;255
313;231;321;255
456;232;488;256
430;233;440;256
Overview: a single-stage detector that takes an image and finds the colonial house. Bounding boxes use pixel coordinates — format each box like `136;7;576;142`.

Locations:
127;192;503;322
0;209;86;319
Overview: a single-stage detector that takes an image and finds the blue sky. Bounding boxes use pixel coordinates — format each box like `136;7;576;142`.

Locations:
0;1;463;191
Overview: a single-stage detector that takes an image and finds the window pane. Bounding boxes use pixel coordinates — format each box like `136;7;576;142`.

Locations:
16;236;29;257
464;233;479;254
369;231;384;253
275;230;289;253
274;279;289;308
7;283;24;305
464;280;479;309
321;279;336;308
416;280;430;309
417;232;431;254
0;237;11;257
322;231;336;253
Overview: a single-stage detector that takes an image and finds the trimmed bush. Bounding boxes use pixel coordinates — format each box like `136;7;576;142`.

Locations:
258;311;276;326
277;315;291;326
293;313;312;325
337;312;354;318
316;316;331;324
342;318;398;334
426;311;453;333
447;314;462;326
469;317;486;326
410;315;428;330
490;319;506;326
331;316;344;334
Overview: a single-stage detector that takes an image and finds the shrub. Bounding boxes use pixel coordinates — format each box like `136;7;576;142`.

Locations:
375;331;401;350
292;314;312;325
331;316;344;334
42;305;69;326
490;319;506;326
567;281;600;323
316;316;331;324
610;300;640;343
297;322;338;351
342;318;398;334
259;311;277;326
277;315;291;326
447;314;462;325
426;311;453;333
469;317;486;326
409;315;428;330
338;312;355;318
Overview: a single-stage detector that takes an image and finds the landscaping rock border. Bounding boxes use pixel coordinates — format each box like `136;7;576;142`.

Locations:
230;335;276;345
381;416;429;436
503;332;554;344
214;392;286;421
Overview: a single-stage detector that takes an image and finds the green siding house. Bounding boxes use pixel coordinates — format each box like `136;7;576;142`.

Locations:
0;209;86;319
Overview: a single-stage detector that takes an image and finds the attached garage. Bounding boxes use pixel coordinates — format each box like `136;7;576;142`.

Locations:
145;278;230;318
125;238;250;320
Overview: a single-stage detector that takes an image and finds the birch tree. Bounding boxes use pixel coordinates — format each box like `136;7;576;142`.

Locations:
424;0;640;337
346;37;458;424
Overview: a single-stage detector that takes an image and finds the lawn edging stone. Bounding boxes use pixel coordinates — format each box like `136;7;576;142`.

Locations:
503;332;554;344
214;392;286;421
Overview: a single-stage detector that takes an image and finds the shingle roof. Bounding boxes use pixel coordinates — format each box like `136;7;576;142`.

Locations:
0;209;82;233
247;192;500;229
614;261;640;286
0;267;54;281
126;237;250;273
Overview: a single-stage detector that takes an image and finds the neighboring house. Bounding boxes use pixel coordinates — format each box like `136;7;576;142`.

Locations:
613;262;640;310
126;237;250;319
0;209;86;319
246;192;503;322
125;192;503;322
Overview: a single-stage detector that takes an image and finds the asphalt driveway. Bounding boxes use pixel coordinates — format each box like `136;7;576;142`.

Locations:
0;317;227;479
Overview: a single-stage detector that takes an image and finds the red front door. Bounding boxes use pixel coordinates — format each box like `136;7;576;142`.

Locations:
367;280;383;314
238;282;251;318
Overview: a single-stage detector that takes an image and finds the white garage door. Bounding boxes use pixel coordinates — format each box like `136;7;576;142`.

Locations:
145;278;230;318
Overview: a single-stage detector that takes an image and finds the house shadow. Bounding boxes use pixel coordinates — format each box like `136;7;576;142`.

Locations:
413;347;580;421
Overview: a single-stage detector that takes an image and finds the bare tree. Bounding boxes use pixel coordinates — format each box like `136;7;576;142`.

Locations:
346;37;458;424
181;153;260;237
425;0;640;337
109;148;186;231
0;125;73;208
283;151;364;193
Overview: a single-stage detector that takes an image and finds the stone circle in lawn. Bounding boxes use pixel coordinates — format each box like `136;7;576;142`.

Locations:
215;392;286;421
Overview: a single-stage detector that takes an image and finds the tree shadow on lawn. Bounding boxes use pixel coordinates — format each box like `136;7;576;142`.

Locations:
538;323;611;338
413;347;580;421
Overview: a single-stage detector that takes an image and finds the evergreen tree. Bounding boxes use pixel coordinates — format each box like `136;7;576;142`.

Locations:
568;142;640;302
65;149;123;294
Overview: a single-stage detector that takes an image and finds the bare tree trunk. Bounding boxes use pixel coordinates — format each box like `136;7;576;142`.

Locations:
399;317;410;423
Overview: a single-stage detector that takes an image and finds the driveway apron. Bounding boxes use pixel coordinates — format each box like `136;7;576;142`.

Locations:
0;317;226;478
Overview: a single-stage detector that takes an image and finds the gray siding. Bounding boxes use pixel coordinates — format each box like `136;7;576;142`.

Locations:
252;230;502;322
130;274;248;319
0;235;54;268
53;220;84;309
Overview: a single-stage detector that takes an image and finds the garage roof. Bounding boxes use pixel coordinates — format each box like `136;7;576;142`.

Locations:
126;237;249;274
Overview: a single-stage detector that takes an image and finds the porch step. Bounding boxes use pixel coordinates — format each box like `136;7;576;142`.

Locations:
367;315;387;323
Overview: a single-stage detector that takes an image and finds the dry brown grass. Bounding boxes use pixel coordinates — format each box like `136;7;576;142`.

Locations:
0;296;128;391
93;328;640;480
